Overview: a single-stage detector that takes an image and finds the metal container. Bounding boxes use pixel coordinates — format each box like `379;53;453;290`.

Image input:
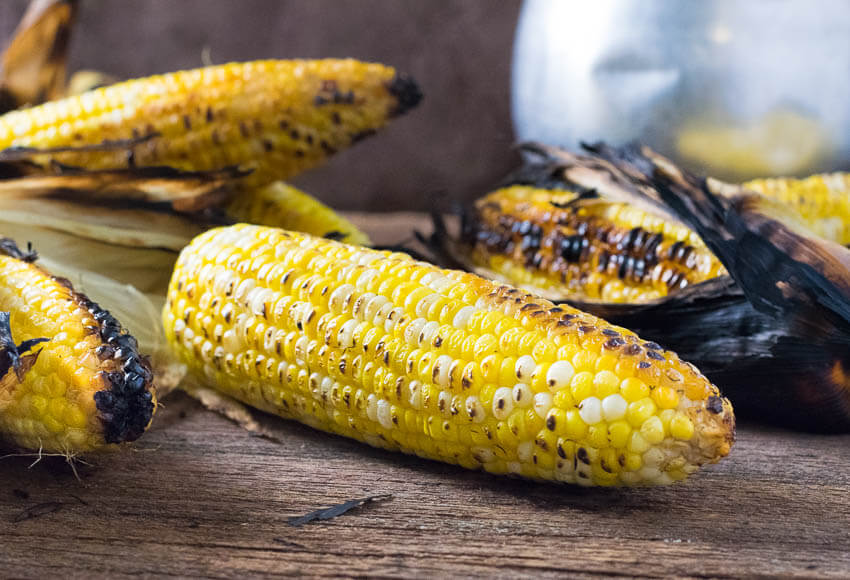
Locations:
512;0;850;180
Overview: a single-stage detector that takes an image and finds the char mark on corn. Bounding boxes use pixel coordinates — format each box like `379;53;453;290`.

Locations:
0;238;155;452
458;186;725;303
163;224;734;486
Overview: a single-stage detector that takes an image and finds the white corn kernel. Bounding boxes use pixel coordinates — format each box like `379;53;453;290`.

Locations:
578;396;602;424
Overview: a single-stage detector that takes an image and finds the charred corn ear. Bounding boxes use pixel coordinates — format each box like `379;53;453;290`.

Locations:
225;182;371;246
0;238;155;452
0;59;422;188
164;224;734;486
744;173;850;245
458;186;725;303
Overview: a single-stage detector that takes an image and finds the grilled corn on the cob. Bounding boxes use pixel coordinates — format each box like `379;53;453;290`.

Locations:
225;181;371;246
0;238;155;452
545;141;850;431
0;59;422;189
454;185;725;303
164;224;734;486
744;173;850;245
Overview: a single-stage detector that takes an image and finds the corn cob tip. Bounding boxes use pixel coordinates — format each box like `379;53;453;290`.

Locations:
0;238;156;451
81;294;156;444
387;73;423;116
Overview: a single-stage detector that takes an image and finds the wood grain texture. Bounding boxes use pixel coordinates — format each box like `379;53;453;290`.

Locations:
2;214;850;578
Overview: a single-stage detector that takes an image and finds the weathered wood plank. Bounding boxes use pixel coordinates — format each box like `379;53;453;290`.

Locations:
2;213;849;578
2;391;849;578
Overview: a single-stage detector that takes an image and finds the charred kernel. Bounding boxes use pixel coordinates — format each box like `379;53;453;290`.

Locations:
545;408;566;434
706;395;724;414
492;387;514;419
512;383;533;407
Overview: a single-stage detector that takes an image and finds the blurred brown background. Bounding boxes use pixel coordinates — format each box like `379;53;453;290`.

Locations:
0;0;522;211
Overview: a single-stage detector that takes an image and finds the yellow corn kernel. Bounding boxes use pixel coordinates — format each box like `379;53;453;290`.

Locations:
0;238;155;452
627;397;658;427
163;224;735;486
593;370;620;398
670;413;695;441
652;385;680;409
570;371;595;402
620;377;649;402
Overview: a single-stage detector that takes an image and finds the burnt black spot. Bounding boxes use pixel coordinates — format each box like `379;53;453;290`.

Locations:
707;396;724;414
387;74;423;116
638;361;652;369
645;342;663;351
623;344;642;356
647;350;665;361
604;337;626;349
546;415;556;431
577;447;590;464
0;238;38;262
205;107;214;122
602;329;620;337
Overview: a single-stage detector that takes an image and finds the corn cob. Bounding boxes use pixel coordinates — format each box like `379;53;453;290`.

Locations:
163;224;734;486
0;59;422;189
226;181;371;246
458;185;726;303
744;173;850;245
0;238;155;452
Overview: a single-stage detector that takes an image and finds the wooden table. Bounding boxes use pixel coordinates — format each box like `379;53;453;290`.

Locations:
2;214;850;578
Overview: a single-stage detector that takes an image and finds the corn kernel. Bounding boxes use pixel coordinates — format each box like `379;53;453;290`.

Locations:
626;397;657;427
652;385;680;409
620;377;649;402
608;420;632;449
670;413;695;440
570;371;595;402
640;416;665;444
